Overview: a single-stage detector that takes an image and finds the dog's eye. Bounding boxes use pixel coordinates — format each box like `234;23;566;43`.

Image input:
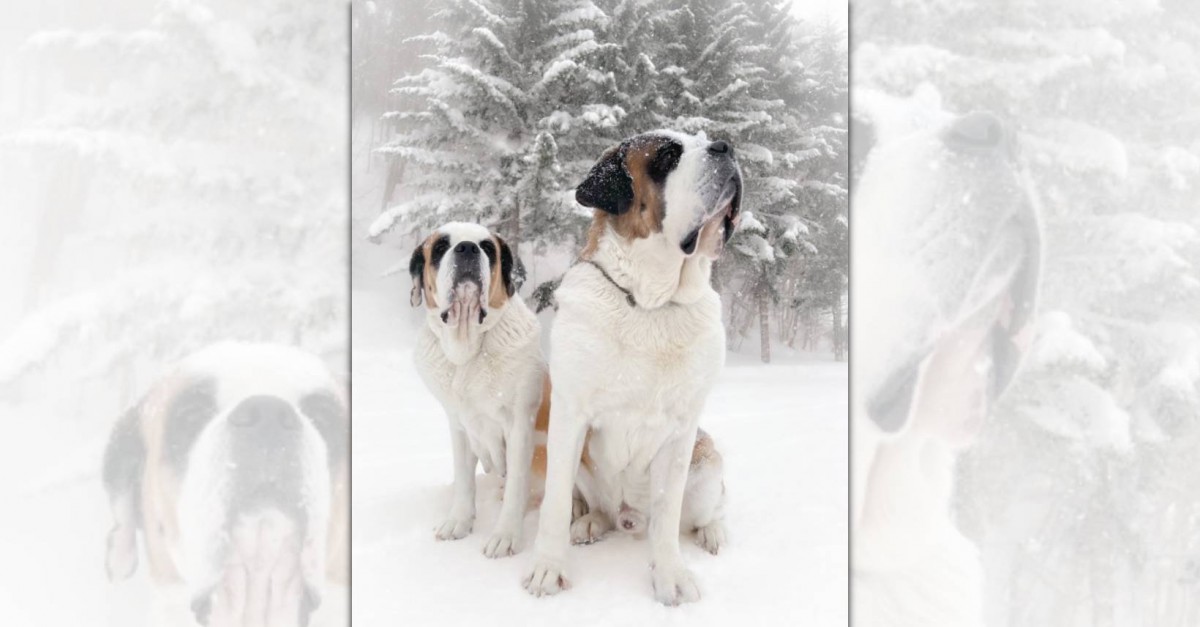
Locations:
300;392;347;468
164;379;219;469
649;142;683;183
479;240;497;265
430;235;451;267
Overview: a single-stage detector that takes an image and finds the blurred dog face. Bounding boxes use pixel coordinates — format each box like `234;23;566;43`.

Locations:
408;222;517;328
576;130;742;259
853;109;1040;443
103;342;348;625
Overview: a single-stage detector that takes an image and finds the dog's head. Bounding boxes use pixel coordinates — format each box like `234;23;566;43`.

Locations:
576;130;742;259
854;108;1041;444
408;222;517;327
102;342;348;625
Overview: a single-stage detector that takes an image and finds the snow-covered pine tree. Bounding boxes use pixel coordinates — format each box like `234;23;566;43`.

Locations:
369;0;625;271
856;0;1200;622
0;0;346;410
660;0;847;362
369;0;847;357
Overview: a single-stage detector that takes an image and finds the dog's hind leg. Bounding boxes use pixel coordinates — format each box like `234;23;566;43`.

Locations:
572;487;589;522
570;511;612;545
682;430;727;555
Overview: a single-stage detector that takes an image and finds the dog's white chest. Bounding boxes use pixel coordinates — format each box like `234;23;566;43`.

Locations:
552;267;725;512
413;304;542;465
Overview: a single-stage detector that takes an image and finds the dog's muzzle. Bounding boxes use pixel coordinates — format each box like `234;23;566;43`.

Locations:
440;242;488;325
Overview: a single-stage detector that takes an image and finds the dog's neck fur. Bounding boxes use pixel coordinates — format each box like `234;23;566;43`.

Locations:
425;296;536;365
589;226;715;309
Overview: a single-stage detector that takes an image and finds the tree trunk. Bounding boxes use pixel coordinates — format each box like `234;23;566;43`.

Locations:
758;279;770;364
512;197;522;249
832;285;846;362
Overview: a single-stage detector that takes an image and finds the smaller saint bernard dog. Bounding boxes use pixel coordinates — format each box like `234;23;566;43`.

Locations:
407;222;549;558
102;342;348;627
523;130;739;606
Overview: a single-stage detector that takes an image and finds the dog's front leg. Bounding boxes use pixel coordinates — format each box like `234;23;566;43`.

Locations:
648;423;702;605
523;400;586;596
484;410;533;558
436;424;477;540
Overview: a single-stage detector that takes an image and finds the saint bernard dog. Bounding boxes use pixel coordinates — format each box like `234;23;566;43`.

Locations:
851;93;1041;626
523;130;739;605
408;222;549;558
102;342;348;627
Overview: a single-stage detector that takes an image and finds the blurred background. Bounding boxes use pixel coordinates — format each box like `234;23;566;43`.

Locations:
0;0;346;623
854;0;1200;624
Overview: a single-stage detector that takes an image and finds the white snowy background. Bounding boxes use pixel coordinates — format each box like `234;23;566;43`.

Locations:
0;1;347;624
854;1;1200;625
351;0;848;624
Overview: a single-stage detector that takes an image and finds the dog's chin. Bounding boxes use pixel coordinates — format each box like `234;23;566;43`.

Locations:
438;281;488;326
681;196;738;258
190;508;323;627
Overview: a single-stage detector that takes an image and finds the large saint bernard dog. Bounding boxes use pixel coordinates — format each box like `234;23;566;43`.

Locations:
523;130;739;605
102;343;348;627
408;222;548;558
851;93;1041;626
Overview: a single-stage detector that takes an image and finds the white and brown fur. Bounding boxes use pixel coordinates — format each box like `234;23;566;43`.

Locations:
102;342;349;627
408;222;555;558
851;104;1041;626
523;130;739;605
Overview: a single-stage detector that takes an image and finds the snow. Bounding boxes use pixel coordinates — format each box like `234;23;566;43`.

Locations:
350;287;848;625
1027;311;1107;372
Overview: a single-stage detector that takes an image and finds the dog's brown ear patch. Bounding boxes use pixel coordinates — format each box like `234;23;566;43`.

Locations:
408;243;426;307
409;233;441;308
487;234;518;308
579;136;671;258
103;404;145;581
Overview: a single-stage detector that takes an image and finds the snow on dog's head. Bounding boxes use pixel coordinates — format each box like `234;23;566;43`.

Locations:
576;130;742;260
101;342;348;625
408;222;517;328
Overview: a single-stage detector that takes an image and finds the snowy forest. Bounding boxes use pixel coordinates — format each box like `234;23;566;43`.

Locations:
353;0;848;362
855;0;1200;624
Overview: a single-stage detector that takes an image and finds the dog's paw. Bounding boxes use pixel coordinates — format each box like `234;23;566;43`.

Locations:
571;495;589;522
651;563;701;606
482;530;520;558
694;521;726;555
523;557;571;597
570;512;612;545
434;516;474;541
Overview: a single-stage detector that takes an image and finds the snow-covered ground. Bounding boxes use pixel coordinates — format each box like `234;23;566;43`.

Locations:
350;277;849;625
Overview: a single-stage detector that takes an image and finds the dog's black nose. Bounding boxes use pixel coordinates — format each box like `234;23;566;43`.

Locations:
708;140;732;155
228;395;300;433
621;519;636;530
454;241;479;256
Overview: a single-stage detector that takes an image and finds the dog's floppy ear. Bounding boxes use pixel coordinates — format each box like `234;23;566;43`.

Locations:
576;143;634;215
103;404;145;581
495;235;518;296
409;244;425;307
